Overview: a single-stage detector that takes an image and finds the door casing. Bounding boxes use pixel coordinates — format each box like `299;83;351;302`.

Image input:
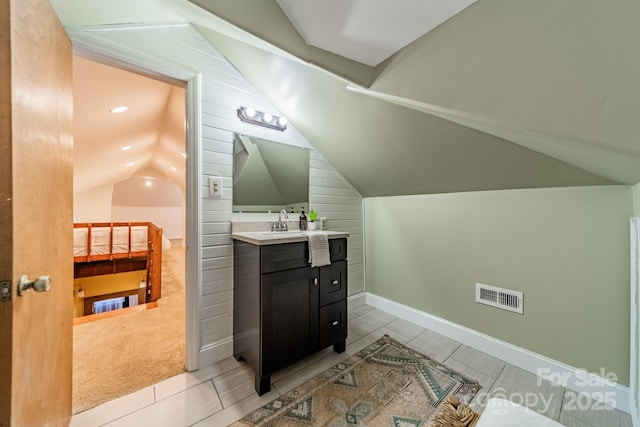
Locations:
71;34;202;372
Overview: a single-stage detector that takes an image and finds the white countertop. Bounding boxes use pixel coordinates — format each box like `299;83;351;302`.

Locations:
231;230;349;245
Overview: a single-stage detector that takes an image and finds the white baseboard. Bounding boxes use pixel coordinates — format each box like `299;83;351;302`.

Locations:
348;291;366;308
366;292;633;415
198;338;233;369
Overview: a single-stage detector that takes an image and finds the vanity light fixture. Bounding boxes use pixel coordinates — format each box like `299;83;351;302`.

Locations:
237;106;287;131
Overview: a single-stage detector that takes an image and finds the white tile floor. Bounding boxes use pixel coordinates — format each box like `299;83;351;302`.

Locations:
71;304;633;427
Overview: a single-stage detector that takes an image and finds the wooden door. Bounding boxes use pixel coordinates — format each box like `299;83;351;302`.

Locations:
0;0;74;426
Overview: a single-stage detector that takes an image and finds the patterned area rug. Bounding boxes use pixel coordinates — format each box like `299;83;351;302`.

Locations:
230;335;480;427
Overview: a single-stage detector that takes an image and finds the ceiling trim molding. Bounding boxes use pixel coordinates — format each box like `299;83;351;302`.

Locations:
346;84;639;185
64;21;190;33
68;28;199;85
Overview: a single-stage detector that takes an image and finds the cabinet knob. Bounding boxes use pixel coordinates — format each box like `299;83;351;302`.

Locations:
313;278;318;286
332;280;339;285
332;320;339;326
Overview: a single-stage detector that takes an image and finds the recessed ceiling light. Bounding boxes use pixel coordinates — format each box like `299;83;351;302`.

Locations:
145;180;152;187
121;145;132;151
126;162;135;167
170;166;177;172
110;106;128;114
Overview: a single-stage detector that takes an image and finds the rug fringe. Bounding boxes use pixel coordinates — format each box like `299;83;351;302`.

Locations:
427;396;480;427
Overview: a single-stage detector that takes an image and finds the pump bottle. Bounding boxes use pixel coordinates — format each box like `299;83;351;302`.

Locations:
299;208;307;230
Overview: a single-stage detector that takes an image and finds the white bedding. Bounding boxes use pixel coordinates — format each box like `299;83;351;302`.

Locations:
74;225;148;257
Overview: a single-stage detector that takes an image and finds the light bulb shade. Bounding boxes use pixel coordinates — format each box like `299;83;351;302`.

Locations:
237;106;287;131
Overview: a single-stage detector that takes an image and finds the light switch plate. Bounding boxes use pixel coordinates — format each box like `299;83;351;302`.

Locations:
209;176;223;198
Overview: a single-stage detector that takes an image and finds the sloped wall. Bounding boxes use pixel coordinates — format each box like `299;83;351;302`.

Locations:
70;24;364;366
111;175;184;239
74;183;113;222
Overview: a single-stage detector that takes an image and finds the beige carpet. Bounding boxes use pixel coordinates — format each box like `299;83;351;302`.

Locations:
230;335;480;427
72;241;186;414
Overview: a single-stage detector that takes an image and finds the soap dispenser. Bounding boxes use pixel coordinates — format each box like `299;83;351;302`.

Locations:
299;208;307;230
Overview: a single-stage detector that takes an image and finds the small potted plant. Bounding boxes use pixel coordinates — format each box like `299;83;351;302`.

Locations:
308;209;318;230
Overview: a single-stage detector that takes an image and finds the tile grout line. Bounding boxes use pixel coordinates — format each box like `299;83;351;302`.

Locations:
555;387;567;422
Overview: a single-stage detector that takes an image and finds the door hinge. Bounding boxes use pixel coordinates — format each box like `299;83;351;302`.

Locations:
0;280;11;301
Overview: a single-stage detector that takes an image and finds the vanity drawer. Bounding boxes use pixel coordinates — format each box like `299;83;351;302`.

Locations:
261;242;308;273
319;300;347;349
329;238;347;261
319;260;347;306
261;238;347;273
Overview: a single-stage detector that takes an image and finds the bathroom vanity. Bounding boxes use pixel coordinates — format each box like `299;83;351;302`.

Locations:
232;230;348;395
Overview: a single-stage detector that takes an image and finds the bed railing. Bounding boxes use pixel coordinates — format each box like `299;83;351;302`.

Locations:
73;221;161;262
73;222;163;303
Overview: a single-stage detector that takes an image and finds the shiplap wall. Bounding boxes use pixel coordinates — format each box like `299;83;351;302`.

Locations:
309;151;365;294
71;24;364;367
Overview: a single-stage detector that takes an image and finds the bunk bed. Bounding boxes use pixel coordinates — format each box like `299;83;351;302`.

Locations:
73;222;163;315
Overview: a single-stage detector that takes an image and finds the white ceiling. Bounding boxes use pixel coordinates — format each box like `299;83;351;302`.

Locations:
275;0;476;66
72;56;185;195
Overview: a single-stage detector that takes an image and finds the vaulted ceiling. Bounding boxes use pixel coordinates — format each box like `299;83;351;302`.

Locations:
72;56;185;195
51;0;640;197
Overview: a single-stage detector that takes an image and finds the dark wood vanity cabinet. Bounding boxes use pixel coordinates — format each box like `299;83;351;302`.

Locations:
233;238;348;395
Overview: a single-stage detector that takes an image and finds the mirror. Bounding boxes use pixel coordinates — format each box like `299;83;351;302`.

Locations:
233;133;310;213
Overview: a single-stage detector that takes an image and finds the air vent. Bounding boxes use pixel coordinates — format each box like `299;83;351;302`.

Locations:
476;283;523;314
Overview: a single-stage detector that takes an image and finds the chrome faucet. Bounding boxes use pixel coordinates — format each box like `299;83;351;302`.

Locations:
273;209;289;231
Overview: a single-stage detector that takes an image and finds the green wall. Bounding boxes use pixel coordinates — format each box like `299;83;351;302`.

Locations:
365;185;632;385
633;183;640;216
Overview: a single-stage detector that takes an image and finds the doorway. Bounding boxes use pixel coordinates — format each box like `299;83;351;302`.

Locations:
71;55;189;413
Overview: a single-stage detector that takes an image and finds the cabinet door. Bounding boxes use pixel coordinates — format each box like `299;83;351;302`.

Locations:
262;267;319;375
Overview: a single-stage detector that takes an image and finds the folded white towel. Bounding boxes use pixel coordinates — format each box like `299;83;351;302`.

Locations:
308;232;331;267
